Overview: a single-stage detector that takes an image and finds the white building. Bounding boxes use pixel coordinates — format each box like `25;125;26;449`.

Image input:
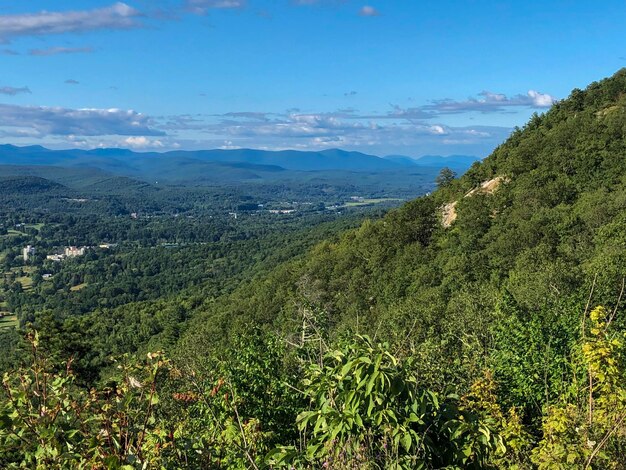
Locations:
23;245;35;262
269;209;296;214
65;246;87;257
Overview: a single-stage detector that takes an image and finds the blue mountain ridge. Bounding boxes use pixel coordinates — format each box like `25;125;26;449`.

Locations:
0;145;480;183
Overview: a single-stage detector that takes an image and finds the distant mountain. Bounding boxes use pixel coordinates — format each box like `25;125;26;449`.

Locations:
383;155;422;167
384;154;481;172
0;165;152;192
0;145;400;172
161;148;402;171
0;145;479;186
413;155;481;169
0;175;69;195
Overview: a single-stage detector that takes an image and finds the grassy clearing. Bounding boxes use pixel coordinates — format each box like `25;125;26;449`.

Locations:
16;276;33;291
0;314;17;329
24;223;45;240
6;229;26;236
70;283;88;292
342;198;403;208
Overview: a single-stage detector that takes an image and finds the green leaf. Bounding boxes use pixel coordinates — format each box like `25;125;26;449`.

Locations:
401;433;412;452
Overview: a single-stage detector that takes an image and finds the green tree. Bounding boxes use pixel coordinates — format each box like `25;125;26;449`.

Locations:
435;167;457;188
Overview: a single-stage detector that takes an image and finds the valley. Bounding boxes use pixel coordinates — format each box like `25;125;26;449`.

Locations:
2;1;626;466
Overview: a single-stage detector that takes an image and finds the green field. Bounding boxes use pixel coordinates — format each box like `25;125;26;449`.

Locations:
16;276;33;291
70;283;88;292
0;315;18;329
1;224;44;240
342;198;403;208
0;279;16;328
5;229;25;237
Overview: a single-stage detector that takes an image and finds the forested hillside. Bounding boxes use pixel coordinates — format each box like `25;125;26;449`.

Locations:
4;70;626;468
180;68;626;390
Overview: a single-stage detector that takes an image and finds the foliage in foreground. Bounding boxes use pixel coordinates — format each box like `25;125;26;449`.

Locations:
3;304;626;469
0;332;171;469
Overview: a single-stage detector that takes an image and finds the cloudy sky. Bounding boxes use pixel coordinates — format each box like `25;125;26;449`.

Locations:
0;1;625;157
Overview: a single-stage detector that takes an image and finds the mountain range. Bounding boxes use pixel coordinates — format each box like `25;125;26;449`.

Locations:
0;145;479;185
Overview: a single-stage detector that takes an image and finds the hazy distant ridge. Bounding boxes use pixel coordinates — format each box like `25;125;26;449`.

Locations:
0;145;479;184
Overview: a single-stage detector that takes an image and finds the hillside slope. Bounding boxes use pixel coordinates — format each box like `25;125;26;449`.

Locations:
0;175;68;195
180;68;626;412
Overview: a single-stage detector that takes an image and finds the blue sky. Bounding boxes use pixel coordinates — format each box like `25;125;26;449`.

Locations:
0;0;625;157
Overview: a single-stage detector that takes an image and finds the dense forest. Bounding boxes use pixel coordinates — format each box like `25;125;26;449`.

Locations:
4;69;626;468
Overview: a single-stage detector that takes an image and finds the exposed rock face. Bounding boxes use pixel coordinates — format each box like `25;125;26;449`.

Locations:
441;176;508;228
441;201;458;228
465;176;508;197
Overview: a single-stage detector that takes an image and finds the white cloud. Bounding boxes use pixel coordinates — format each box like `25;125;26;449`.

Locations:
186;0;246;14
180;108;509;155
0;3;141;41
59;134;179;150
479;91;507;102
359;6;380;16
527;90;556;107
124;136;165;148
0;103;163;137
220;140;241;149
429;125;447;135
421;89;557;115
